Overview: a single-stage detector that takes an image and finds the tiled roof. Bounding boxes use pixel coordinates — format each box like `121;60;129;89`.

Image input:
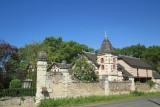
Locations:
118;55;152;69
152;71;160;79
117;64;133;78
82;51;99;67
98;38;116;55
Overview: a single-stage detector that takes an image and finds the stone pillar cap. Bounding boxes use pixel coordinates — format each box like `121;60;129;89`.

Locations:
37;51;48;61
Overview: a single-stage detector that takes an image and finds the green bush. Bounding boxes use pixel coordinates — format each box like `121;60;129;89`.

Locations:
9;79;21;88
130;90;144;96
0;88;36;97
72;56;98;82
147;80;155;88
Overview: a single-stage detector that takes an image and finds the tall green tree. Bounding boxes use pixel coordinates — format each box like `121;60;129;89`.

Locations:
0;40;20;88
142;46;160;72
19;42;46;69
117;44;146;58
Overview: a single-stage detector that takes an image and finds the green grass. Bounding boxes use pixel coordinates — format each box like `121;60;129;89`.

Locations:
39;91;160;107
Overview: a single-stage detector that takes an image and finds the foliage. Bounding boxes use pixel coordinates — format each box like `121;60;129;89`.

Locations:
19;42;45;69
72;56;98;82
39;91;160;107
147;80;155;88
141;46;160;73
115;44;146;58
19;36;93;64
9;79;21;88
0;40;21;88
0;88;36;97
130;90;144;96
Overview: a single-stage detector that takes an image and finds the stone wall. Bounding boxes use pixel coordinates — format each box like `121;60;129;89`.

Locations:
50;81;104;98
0;97;35;107
135;83;150;92
48;74;160;98
67;82;104;97
109;81;131;95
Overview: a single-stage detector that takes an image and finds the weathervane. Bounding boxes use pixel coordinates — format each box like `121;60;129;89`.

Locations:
104;26;107;39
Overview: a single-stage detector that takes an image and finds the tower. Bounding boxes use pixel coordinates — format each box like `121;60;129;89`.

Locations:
97;33;118;81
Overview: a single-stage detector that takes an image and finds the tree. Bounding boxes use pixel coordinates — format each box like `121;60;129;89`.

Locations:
54;40;94;63
19;42;46;69
142;46;160;73
0;40;20;88
42;36;94;63
72;56;98;82
117;44;146;58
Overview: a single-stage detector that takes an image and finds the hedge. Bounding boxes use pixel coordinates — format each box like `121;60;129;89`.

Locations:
0;88;36;97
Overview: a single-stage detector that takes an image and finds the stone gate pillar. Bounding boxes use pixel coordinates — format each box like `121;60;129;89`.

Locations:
105;76;110;95
129;77;135;91
35;51;48;103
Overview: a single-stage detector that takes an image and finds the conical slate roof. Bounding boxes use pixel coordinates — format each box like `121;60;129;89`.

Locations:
98;37;115;55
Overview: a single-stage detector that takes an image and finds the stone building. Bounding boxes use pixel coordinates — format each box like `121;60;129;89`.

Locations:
81;36;160;83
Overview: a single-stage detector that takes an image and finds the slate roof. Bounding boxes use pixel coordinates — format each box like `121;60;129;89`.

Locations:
117;64;133;78
118;55;152;69
152;71;160;79
98;37;116;55
48;61;72;70
82;51;100;67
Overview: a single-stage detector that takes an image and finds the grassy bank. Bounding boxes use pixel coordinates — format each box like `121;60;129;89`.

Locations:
39;91;160;107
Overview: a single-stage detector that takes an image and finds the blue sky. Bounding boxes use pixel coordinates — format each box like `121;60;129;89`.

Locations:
0;0;160;50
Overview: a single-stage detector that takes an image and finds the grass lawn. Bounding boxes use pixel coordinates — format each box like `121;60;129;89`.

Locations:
39;91;160;107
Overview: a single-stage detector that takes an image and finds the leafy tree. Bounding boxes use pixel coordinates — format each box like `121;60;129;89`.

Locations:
117;44;146;58
9;79;21;88
19;42;46;69
0;40;20;88
42;37;62;63
142;46;160;72
72;56;98;82
54;41;94;63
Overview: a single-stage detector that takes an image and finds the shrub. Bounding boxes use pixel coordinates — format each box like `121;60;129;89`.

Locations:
72;56;98;82
147;80;155;88
9;79;21;88
130;90;144;96
1;88;36;97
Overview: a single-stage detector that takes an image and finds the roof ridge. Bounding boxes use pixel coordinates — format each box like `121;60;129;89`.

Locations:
82;51;95;54
119;55;140;59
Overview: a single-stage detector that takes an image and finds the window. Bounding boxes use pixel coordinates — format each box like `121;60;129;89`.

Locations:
113;58;116;63
113;65;116;70
101;65;104;70
101;58;104;63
